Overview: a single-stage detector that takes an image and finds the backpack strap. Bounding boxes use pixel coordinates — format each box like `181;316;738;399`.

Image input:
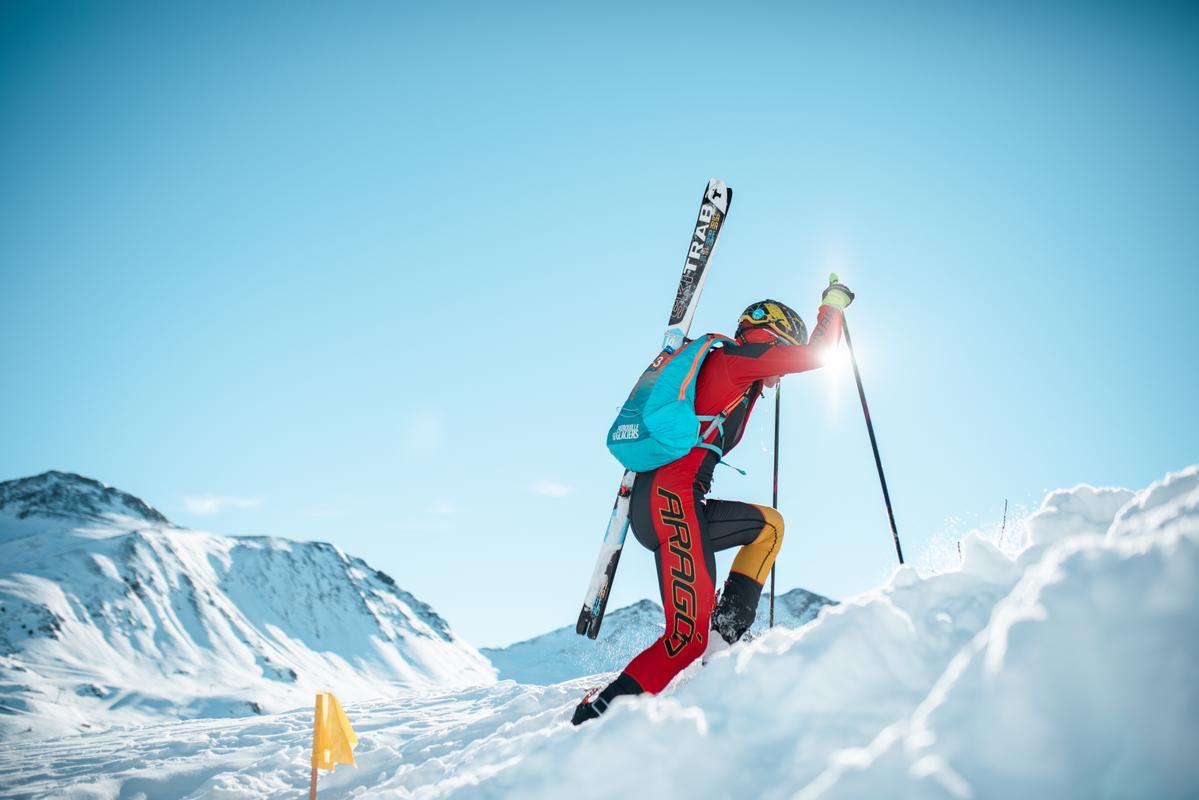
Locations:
695;388;754;461
676;334;734;401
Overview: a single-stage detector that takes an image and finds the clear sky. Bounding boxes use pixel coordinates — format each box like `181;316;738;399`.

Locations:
2;0;1196;648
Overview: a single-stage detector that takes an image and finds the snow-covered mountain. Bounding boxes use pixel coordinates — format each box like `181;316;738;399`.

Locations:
5;466;1194;799
482;588;833;684
0;471;495;740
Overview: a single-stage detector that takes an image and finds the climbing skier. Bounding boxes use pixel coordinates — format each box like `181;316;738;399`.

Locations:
572;279;854;724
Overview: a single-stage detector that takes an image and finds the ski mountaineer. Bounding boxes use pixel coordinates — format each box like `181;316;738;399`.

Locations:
571;279;855;725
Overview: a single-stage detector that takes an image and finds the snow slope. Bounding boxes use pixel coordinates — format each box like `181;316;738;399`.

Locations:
482;588;833;684
2;465;1196;799
0;472;495;741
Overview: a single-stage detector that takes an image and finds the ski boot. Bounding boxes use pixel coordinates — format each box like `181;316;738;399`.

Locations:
570;672;642;725
710;573;762;647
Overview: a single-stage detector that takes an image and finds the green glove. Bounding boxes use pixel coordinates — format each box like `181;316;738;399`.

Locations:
822;272;855;310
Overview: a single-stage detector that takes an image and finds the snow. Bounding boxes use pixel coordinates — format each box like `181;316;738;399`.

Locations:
2;466;1197;798
801;468;1199;799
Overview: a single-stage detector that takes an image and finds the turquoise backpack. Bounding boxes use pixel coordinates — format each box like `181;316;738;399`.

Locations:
606;334;744;473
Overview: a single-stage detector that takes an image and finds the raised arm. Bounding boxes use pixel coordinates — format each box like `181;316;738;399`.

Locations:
722;305;844;382
721;278;855;384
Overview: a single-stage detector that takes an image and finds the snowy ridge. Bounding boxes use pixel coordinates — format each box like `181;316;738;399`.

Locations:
482;588;834;684
0;472;495;740
0;471;169;528
1;465;1196;798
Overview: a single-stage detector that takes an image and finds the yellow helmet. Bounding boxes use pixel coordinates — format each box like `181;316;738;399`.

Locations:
735;300;807;345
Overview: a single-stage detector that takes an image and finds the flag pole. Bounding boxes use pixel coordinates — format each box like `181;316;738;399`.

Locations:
310;693;322;800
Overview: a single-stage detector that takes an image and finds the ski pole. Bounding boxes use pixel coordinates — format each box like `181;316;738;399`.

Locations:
769;379;781;627
841;318;905;565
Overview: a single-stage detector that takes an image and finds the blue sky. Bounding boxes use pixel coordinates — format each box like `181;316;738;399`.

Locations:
2;0;1196;648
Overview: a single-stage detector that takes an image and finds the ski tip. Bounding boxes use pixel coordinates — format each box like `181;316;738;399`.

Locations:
705;179;731;213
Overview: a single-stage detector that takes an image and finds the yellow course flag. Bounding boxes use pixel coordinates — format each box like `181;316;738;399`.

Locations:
311;692;358;772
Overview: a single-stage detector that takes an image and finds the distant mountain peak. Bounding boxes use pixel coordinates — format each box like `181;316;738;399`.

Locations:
0;470;494;739
0;471;171;526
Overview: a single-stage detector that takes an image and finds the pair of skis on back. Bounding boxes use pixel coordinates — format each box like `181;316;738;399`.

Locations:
575;179;733;639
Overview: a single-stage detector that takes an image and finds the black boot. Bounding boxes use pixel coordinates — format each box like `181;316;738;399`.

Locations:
570;672;643;725
712;572;763;645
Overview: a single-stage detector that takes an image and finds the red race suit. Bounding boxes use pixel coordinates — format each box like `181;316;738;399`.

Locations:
621;303;845;694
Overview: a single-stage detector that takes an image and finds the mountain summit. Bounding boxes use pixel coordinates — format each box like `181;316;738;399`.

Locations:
0;470;170;525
